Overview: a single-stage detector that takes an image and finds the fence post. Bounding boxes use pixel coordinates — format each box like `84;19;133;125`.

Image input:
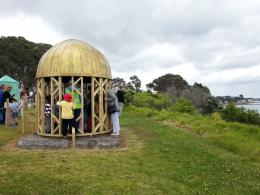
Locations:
72;127;76;148
5;99;9;128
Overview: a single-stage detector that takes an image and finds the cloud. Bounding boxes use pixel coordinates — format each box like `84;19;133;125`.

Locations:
1;0;260;97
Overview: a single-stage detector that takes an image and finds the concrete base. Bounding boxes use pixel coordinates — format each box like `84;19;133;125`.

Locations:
17;133;123;149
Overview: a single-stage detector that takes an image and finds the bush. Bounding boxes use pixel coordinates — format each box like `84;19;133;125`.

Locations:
132;92;171;110
170;98;196;114
124;89;136;105
221;103;260;125
211;112;222;121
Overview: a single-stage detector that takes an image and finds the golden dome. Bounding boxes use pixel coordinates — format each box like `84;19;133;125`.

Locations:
36;39;112;79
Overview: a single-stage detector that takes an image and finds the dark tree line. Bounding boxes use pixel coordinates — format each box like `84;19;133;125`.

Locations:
0;36;52;87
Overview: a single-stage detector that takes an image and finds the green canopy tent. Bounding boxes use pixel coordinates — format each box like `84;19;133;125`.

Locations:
0;75;20;101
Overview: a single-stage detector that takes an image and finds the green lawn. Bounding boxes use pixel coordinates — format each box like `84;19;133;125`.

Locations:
0;107;259;194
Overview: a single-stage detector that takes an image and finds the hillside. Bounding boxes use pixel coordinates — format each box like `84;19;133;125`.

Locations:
0;107;259;194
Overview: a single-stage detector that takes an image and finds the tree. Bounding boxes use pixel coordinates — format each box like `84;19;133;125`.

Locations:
147;73;220;114
0;36;52;87
111;77;126;89
129;75;141;92
147;73;189;96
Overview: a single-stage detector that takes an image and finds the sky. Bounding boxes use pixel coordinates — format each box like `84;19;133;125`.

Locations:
1;0;260;97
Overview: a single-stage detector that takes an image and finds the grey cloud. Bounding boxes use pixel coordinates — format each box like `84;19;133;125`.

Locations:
1;0;260;96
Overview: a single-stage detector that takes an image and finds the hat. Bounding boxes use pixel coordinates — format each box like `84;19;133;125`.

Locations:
64;94;72;102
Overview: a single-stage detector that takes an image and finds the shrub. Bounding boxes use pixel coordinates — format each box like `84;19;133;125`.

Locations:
170;98;196;114
124;89;136;105
221;103;260;126
132;92;171;110
211;112;222;121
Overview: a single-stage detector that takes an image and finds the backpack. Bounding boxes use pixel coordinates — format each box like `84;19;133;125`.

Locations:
108;99;118;114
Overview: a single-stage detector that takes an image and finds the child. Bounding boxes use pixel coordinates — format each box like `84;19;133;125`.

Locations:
56;94;75;138
9;98;19;126
44;96;51;133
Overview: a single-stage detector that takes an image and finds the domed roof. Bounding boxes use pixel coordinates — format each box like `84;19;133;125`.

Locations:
36;39;112;79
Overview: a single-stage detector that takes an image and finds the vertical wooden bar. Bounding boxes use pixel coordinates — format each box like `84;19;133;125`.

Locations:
91;77;95;135
50;78;54;134
105;79;108;131
35;93;38;133
99;78;104;132
81;77;84;134
5;99;9;127
58;76;62;135
41;78;45;135
71;76;75;135
36;80;40;134
72;127;76;148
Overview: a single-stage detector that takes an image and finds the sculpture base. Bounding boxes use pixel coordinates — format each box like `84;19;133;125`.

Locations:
17;133;124;149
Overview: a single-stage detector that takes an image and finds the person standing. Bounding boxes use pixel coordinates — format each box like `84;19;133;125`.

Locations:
2;85;12;124
56;94;75;138
107;89;120;136
116;86;125;117
0;85;5;124
65;82;81;133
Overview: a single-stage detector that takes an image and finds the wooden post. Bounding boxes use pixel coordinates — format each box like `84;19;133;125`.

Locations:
58;77;62;135
35;94;38;133
99;78;104;132
81;77;84;134
21;107;25;134
72;127;76;148
41;78;45;135
50;78;54;134
91;78;95;136
5;99;9;127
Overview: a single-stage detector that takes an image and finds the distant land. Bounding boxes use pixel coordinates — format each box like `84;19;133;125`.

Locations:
216;95;260;105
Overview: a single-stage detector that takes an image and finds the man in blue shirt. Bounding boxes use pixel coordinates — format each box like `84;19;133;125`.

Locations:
0;85;5;124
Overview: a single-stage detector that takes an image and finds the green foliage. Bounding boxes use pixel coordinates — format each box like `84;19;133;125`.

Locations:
0;36;51;87
202;96;221;114
146;73;220;114
124;89;136;105
221;102;260;125
211;112;222;121
171;98;196;114
129;75;141;92
111;77;126;88
132;92;171;110
146;73;189;93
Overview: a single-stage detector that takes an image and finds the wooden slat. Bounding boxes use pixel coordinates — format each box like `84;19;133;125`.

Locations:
81;77;84;134
41;78;45;135
51;77;54;133
58;76;62;135
104;79;109;131
99;77;104;132
91;77;94;135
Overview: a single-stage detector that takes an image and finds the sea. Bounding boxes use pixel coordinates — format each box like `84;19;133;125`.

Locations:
236;101;260;113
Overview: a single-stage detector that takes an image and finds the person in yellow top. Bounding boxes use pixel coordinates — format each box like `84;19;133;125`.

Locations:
56;94;75;137
65;82;81;133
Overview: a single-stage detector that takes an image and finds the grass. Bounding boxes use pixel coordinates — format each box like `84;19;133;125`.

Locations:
0;107;259;194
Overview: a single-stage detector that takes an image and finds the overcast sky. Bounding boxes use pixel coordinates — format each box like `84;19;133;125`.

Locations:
1;0;260;97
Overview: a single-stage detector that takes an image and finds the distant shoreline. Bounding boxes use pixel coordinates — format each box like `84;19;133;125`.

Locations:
235;101;260;106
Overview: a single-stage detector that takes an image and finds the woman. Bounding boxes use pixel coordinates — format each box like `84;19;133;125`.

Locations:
107;89;120;136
